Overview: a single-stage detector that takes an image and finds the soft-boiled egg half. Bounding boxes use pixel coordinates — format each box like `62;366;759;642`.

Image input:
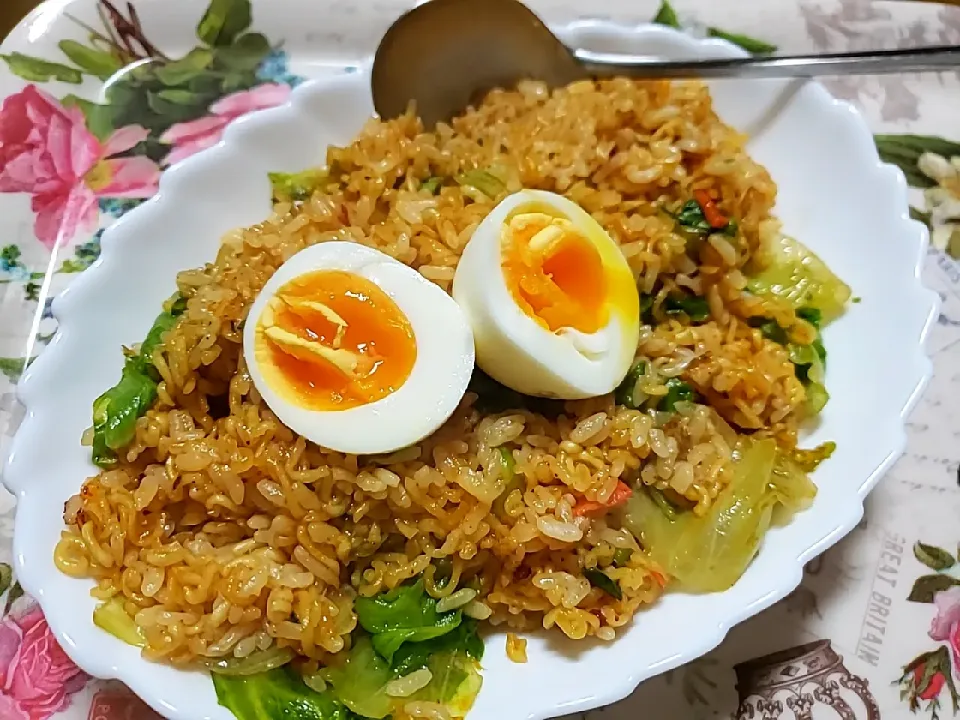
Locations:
453;190;640;399
243;242;475;455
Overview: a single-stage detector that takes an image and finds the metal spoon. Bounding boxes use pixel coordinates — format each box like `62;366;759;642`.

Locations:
371;0;959;128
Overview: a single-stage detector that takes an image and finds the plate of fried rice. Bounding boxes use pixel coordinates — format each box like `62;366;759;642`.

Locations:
2;17;938;720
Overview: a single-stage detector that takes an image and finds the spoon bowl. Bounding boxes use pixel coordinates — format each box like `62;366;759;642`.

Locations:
372;0;583;127
372;0;959;127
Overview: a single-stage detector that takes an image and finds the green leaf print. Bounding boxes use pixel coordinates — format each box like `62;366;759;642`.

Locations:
4;582;24;616
216;33;272;71
651;3;777;56
157;89;201;105
61;95;114;141
907;573;960;603
57;40;124;80
0;357;33;383
909;206;932;229
913;541;956;571
197;0;254;47
103;40;267;162
875;134;960;189
706;28;777;54
1;244;26;274
1;52;83;84
652;0;681;28
154;49;215;86
0;564;11;599
24;280;41;303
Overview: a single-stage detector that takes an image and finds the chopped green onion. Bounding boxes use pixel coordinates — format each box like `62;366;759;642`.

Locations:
648;487;678;520
748;317;789;345
268;169;327;202
432;558;454;589
421;176;442;194
493;447;524;516
612;548;633;567
804;381;829;415
614;361;646;409
583;568;623;600
659;378;695;412
639;294;655;325
813;337;826;363
796;306;822;329
664;294;711;323
455;169;506;200
675;199;711;234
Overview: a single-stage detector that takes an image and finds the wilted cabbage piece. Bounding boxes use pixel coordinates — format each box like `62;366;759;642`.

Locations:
320;579;484;719
210;575;485;720
213;667;357;720
748;235;851;322
621;438;818;592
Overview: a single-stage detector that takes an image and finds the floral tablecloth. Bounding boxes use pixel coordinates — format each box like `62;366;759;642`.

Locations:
1;0;959;718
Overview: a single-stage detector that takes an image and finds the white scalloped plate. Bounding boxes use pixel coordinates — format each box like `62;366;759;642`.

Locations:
2;17;938;720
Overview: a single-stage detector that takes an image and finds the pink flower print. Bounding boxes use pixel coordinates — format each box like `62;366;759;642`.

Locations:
930;585;960;672
0;604;88;719
159;82;291;166
0;85;160;250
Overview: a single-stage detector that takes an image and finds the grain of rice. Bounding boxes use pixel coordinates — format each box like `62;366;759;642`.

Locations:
436;588;478;613
463;600;493;621
386;668;433;697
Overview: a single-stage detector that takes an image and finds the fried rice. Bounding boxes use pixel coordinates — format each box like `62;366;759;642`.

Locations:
54;77;815;669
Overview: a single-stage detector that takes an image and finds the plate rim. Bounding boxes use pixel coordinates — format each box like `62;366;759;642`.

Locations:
1;15;940;720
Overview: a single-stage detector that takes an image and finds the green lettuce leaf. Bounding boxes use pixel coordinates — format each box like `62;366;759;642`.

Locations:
410;649;482;713
391;619;484;675
321;635;395;719
355;579;463;662
621;438;817;591
322;622;484;719
90;294;187;467
213;667;357;720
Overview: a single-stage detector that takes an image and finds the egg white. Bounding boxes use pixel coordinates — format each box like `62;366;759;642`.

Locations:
243;241;475;455
453;190;639;399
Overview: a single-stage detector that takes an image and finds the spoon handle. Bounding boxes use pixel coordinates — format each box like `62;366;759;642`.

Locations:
574;44;959;79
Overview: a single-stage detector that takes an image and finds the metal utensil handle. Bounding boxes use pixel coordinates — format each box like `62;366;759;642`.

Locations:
574;44;960;79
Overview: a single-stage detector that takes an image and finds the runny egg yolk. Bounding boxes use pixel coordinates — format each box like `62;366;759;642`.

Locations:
500;212;608;334
254;270;416;411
